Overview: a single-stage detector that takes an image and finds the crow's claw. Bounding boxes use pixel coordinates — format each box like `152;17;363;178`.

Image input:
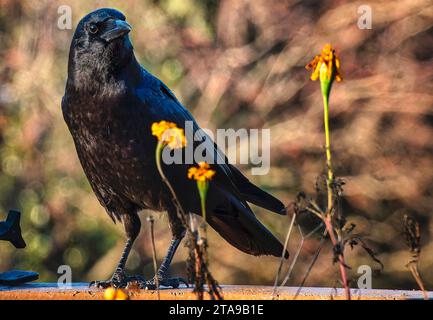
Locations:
89;280;116;289
90;271;146;289
142;277;189;290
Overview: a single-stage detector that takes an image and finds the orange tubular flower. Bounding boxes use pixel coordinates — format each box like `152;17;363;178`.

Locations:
188;162;216;182
151;121;187;149
306;44;342;83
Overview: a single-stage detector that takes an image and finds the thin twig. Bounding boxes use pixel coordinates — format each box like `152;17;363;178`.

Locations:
403;215;428;300
407;263;428;300
294;229;327;299
305;206;324;220
147;216;160;300
280;223;324;287
155;143;188;222
272;212;296;298
309;200;324;217
280;227;304;289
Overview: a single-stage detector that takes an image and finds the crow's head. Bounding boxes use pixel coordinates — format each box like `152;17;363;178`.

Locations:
67;8;134;90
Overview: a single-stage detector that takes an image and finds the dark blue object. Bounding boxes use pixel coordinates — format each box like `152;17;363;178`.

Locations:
0;270;39;286
0;210;39;286
0;210;26;249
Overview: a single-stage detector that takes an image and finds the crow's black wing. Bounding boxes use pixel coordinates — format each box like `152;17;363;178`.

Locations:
140;73;286;215
136;71;288;258
227;163;286;214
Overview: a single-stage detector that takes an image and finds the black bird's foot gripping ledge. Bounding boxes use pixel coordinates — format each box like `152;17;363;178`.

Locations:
89;272;189;290
143;276;189;290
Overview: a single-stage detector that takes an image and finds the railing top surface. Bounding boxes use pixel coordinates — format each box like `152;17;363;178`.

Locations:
0;283;430;300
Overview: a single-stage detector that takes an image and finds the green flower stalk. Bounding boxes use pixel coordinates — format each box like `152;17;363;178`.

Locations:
188;162;216;223
306;44;350;300
152;121;187;210
321;63;334;210
198;180;209;222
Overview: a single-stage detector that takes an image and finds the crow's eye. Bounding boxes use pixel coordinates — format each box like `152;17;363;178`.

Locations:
88;23;98;34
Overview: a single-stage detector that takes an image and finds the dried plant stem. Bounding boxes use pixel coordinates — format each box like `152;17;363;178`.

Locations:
324;217;350;299
282;227;304;286
403;215;428;300
305;206;323;220
280;223;323;287
407;263;428;300
147;216;160;300
322;94;351;300
272;212;296;298
193;243;204;300
155;143;188;222
294;229;327;299
192;226;223;300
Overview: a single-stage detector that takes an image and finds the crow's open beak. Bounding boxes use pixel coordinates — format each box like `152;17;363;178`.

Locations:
101;19;132;42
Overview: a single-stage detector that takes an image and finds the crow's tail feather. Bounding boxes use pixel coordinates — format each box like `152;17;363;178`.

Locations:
228;164;286;215
208;191;288;258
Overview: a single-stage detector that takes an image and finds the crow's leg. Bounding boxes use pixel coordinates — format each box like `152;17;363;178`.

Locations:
90;212;143;289
143;209;188;289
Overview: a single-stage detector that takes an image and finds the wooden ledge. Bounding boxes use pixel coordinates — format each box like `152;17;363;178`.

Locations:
0;283;430;300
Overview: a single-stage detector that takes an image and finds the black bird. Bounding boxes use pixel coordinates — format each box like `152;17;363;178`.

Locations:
62;8;288;289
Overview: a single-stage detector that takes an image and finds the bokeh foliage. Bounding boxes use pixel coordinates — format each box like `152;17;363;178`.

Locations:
0;0;432;289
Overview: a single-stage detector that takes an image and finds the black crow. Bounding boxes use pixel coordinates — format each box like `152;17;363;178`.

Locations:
62;8;288;289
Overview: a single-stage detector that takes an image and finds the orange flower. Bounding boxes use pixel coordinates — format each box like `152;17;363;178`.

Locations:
151;121;187;149
103;287;129;300
306;44;342;82
188;162;216;182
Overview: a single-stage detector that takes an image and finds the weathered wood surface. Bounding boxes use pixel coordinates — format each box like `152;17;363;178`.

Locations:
0;283;430;300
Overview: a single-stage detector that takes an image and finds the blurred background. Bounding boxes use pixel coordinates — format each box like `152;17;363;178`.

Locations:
0;0;432;290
